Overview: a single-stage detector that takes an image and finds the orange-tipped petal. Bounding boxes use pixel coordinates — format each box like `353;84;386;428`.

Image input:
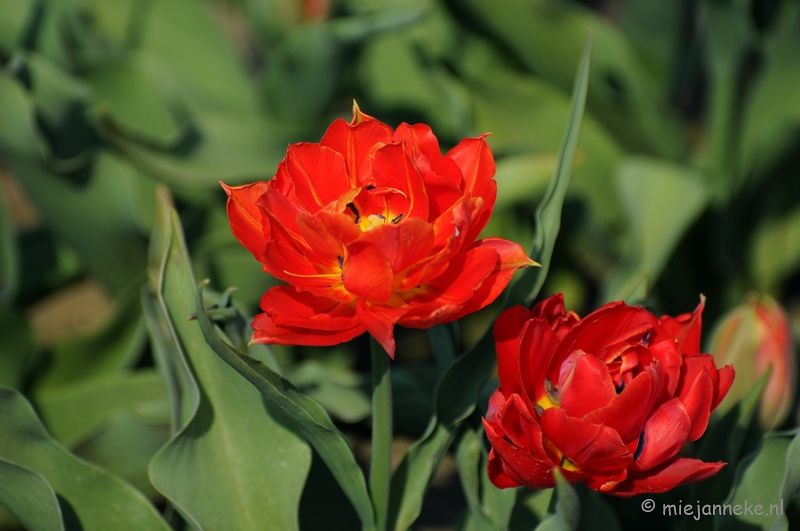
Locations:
222;181;271;261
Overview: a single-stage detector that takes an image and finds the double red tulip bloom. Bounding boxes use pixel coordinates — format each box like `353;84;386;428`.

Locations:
223;106;534;358
484;295;735;496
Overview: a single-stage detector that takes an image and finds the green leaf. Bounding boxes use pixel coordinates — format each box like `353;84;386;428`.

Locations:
0;71;46;159
138;0;260;114
534;470;580;531
0;459;64;531
493;153;557;211
389;36;593;531
739;2;800;179
0;386;171;531
0;0;38;54
284;360;371;423
452;0;682;157
356;3;471;139
455;427;515;531
511;35;593;307
35;370;168;447
72;411;170;500
716;430;800;531
460;39;624;229
145;191;312;531
603;157;710;302
4;148;153;294
194;280;376;531
677;372;771;531
0;306;36;389
103;110;292;189
749;205;800;291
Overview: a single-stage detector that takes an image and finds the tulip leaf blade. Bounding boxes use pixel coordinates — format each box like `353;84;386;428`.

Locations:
145;189;312;531
512;34;593;307
0;459;64;531
454;426;515;531
715;429;800;531
534;470;580;531
194;280;376;531
0;386;171;531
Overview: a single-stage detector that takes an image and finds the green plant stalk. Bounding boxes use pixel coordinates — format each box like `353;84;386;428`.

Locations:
370;337;393;531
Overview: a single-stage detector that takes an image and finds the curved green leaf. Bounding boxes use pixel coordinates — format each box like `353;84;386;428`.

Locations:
195;280;376;531
0;459;64;531
534;471;580;531
145;191;311;531
716;430;800;531
0;386;170;531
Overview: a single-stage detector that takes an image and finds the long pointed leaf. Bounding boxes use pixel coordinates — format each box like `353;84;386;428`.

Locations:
145;190;311;531
195;280;376;531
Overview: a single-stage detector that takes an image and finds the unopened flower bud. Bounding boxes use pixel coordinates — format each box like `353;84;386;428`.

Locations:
709;294;796;430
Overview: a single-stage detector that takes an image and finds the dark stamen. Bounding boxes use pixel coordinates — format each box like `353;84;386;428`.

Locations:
366;184;376;190
615;382;626;394
641;330;652;347
376;214;385;220
545;379;560;406
347;203;361;224
534;404;545;416
391;213;403;224
633;431;646;460
337;256;343;268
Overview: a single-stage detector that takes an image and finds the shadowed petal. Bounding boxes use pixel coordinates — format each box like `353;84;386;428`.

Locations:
608;457;725;497
630;398;691;471
539;408;632;473
493;306;534;397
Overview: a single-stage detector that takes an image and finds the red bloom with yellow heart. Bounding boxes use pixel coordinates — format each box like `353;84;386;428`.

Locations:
223;105;535;358
484;294;735;496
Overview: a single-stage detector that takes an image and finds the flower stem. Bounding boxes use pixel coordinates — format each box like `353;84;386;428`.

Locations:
369;336;392;531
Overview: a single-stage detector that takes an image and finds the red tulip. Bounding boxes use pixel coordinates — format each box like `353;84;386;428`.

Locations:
223;104;535;358
484;294;735;496
709;293;796;430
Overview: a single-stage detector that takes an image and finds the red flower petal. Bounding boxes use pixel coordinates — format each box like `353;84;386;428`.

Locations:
518;319;560;406
539;408;632;473
659;296;705;355
679;368;715;442
713;364;735;410
558;353;617;418
367;143;429;221
355;299;404;358
584;367;661;442
320;116;394;182
343;241;394;303
222;181;271;262
446;136;497;241
282;143;350;212
442;238;535;323
397;245;498;325
608;457;725;497
360;218;435;274
252;287;364;346
493;306;534;397
630;398;691;471
484;420;561;490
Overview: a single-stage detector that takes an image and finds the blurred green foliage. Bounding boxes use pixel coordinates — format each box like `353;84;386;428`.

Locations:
1;0;800;529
